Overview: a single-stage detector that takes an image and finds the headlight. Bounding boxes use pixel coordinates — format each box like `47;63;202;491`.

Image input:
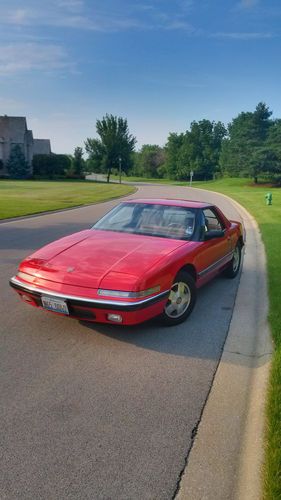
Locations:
97;286;160;299
18;271;32;280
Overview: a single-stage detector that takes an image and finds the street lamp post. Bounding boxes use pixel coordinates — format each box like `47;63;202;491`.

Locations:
119;157;122;184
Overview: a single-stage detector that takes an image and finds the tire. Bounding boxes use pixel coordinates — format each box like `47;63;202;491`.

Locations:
224;242;242;279
160;271;197;326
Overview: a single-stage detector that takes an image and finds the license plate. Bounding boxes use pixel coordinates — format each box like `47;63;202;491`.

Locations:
41;296;69;315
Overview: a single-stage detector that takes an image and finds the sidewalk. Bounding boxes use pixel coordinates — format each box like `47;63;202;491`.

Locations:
176;193;272;500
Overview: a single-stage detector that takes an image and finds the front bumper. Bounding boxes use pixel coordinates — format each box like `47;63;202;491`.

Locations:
9;276;170;325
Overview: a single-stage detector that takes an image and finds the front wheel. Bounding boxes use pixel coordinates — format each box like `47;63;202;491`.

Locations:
224;242;242;279
160;271;197;326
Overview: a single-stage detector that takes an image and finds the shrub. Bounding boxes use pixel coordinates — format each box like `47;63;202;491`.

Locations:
32;154;71;178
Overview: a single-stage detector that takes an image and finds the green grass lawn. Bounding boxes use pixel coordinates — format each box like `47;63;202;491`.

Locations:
190;177;280;499
0;179;135;220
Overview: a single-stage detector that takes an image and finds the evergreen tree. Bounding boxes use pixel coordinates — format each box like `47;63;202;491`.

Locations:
7;145;29;179
257;119;281;182
72;147;85;178
220;102;273;182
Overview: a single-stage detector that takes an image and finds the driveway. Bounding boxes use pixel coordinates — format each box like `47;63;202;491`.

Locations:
0;185;243;500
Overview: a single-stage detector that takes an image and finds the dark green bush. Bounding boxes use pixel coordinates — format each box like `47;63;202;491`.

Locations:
32;154;71;178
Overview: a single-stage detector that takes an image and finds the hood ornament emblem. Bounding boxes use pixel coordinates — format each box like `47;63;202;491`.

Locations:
67;267;75;273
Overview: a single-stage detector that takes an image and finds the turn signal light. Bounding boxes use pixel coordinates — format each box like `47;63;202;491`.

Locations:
107;313;123;323
21;294;33;302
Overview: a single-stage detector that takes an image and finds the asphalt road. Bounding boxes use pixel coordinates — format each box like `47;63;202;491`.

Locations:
0;185;243;500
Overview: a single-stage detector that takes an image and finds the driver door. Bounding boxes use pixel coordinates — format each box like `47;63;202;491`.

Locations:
195;207;232;283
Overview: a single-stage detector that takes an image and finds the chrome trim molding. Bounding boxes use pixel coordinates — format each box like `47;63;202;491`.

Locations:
9;276;169;309
198;251;233;278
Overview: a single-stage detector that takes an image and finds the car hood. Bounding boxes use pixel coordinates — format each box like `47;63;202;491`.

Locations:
20;229;187;289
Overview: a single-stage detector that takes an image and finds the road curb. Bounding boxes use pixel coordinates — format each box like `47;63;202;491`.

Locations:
176;189;272;500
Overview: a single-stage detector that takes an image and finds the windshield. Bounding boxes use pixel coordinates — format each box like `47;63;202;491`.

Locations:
93;203;197;240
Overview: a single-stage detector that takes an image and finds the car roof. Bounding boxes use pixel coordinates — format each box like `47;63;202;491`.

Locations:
124;198;212;209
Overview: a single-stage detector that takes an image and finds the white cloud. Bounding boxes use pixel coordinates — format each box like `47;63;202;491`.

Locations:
212;31;273;40
177;0;194;12
0;43;73;76
52;14;144;31
133;4;155;12
163;20;195;31
238;0;259;8
8;8;28;24
57;0;84;9
0;0;195;33
0;5;146;32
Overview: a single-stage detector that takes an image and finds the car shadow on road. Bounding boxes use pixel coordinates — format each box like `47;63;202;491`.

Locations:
79;275;240;362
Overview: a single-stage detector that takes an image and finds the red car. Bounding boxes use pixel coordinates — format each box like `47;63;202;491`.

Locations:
10;199;244;326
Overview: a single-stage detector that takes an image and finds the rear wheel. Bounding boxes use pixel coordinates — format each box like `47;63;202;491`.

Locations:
224;242;242;279
161;271;197;326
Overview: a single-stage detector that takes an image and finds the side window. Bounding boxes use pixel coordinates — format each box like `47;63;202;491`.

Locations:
203;208;224;231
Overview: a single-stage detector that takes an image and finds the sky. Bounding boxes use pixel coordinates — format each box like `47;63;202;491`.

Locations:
0;0;280;154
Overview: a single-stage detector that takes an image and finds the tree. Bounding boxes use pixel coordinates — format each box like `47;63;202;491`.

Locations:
7;144;30;179
163;121;226;181
256;119;281;183
71;147;85;178
249;146;280;182
133;145;165;178
85;114;136;182
220;102;273;182
163;132;185;179
186;120;227;180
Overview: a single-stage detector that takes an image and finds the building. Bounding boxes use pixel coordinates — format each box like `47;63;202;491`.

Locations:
33;138;52;156
0;115;51;176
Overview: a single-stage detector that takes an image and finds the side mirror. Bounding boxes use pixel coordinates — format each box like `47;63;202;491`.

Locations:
204;229;225;240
